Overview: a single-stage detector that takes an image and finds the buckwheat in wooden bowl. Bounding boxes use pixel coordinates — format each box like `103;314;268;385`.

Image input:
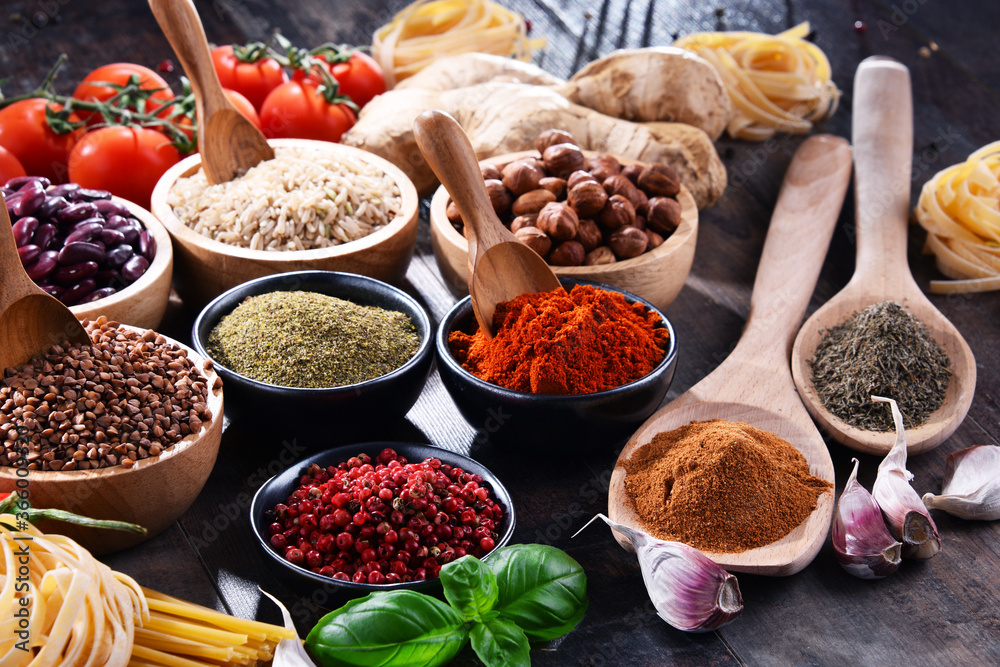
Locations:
150;138;420;309
0;321;224;555
429;150;698;312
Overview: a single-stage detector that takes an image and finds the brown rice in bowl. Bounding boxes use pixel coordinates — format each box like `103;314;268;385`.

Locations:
167;145;403;251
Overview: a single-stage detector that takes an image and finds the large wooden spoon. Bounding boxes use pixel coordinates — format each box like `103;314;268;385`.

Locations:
0;196;89;370
413;110;561;336
790;57;976;456
148;0;273;184
609;135;852;576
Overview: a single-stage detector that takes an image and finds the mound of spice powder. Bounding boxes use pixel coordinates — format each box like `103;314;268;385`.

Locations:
623;420;832;553
447;284;669;395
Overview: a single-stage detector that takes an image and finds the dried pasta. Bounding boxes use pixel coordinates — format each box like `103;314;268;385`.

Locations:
675;22;839;141
372;0;544;88
915;140;1000;293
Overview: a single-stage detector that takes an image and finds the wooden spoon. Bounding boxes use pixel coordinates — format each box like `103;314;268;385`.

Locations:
609;134;852;576
0;196;89;370
148;0;274;184
413;110;561;336
790;57;977;456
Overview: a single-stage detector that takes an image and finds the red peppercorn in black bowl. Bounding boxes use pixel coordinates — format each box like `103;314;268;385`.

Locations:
250;442;516;596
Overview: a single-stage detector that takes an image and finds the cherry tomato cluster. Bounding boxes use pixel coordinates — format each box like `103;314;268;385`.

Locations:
0;37;384;208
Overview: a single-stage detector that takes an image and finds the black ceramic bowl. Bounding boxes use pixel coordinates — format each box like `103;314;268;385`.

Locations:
192;271;434;445
436;280;678;450
250;441;516;598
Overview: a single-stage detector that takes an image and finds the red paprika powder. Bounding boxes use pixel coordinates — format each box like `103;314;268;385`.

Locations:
447;285;669;395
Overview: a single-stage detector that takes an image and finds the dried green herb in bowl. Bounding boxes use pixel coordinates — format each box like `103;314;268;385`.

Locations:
206;290;421;388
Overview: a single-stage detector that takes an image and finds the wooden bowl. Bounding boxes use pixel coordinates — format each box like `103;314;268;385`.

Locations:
69;196;173;330
429;151;698;312
0;326;224;555
150;138;420;309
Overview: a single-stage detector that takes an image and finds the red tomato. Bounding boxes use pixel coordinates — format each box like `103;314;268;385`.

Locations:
296;51;386;108
0;145;26;184
0;99;81;182
224;89;262;129
162;88;262;147
211;45;288;112
72;63;173;123
260;80;357;143
67;126;180;208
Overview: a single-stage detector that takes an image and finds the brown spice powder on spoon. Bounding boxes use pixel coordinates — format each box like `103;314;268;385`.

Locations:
623;419;831;553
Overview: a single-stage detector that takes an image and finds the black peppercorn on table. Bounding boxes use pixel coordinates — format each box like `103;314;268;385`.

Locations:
4;0;999;663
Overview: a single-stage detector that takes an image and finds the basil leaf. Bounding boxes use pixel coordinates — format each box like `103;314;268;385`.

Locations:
470;614;531;667
305;590;468;667
440;555;499;620
486;544;589;641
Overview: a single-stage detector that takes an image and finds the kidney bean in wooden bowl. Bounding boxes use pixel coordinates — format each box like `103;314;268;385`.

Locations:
0;317;224;555
3;176;173;329
429;132;698;312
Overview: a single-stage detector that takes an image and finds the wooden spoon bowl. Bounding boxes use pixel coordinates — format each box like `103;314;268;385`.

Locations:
790;57;976;456
610;135;853;576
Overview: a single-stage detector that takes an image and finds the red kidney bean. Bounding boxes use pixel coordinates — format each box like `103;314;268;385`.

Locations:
56;202;98;224
5;175;50;190
25;251;59;281
11;216;38;246
119;221;141;245
37;195;69;219
58;242;106;266
98;228;126;246
59;279;97;306
53;261;99;286
17;244;41;266
12;181;46;216
121;255;149;283
94;269;120;287
5;194;22;216
33;223;59;250
103;214;129;230
37;283;64;298
78;287;118;303
71;187;111;201
47;183;80;198
64;220;105;244
139;230;156;261
93;199;129;217
104;244;134;268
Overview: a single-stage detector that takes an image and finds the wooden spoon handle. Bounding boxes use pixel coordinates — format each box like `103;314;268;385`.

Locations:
0;195;42;312
740;135;853;359
851;57;914;286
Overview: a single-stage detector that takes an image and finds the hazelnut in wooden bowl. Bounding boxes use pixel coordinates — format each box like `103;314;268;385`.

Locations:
150;138;419;309
0;318;224;555
429;139;698;312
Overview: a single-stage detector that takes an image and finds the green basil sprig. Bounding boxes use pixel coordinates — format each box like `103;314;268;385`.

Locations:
305;544;588;667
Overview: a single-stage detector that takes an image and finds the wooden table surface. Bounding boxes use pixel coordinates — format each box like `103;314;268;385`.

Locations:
3;0;998;664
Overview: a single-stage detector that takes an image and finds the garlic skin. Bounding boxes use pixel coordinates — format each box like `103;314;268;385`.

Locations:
870;396;941;559
576;514;742;632
923;445;1000;520
261;588;316;667
833;458;902;579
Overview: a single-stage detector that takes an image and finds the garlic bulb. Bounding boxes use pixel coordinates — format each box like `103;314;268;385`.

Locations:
923;445;1000;520
832;458;902;579
575;514;742;632
870;396;941;559
261;589;316;667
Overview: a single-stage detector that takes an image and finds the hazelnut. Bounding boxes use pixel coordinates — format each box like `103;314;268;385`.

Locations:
510;213;538;233
502;160;544;196
548;240;586;266
633;215;647;230
621;163;643;184
584;246;617;266
539;176;567;199
446;200;463;227
537;202;580;241
603;174;645;210
646;229;665;249
481;163;502;181
543;143;587;178
608;225;648;260
511;189;557;216
535;129;577;154
597;194;636;231
587;153;621;182
567;170;597;190
575;219;603;252
637;163;682;197
484;179;512;217
568;180;608;217
646;196;683;235
514;226;552;258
